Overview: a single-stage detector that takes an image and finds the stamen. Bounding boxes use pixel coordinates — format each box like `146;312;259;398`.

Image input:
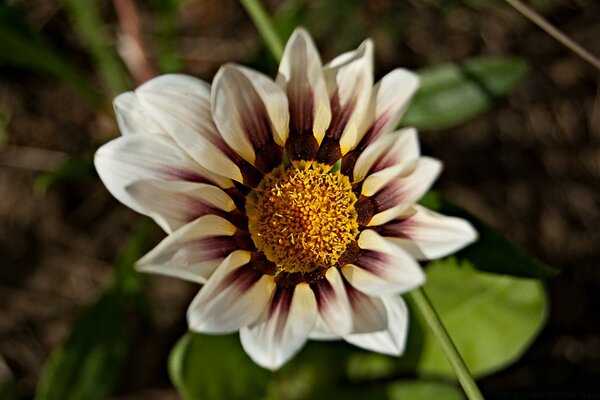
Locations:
246;161;359;274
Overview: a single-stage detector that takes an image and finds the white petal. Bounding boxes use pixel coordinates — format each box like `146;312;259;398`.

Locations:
344;280;388;334
378;205;478;260
341;230;425;296
212;65;288;170
135;74;243;183
365;157;442;226
125;180;235;233
187;251;276;334
240;283;317;370
323;40;374;154
135;214;240;283
277;28;331;148
113;92;166;135
94;134;231;217
353;128;419;184
360;69;420;146
345;295;409;356
311;267;352;337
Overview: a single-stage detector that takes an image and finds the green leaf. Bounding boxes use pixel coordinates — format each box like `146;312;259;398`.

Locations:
420;191;559;278
387;381;465;400
0;381;19;400
402;57;528;130
35;292;129;400
0;3;102;106
169;332;270;400
415;258;547;378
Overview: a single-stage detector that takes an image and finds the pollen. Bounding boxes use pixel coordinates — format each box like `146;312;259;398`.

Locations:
246;161;359;274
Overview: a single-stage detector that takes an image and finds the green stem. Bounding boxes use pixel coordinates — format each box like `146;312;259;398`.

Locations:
240;0;284;61
503;0;600;71
409;288;484;400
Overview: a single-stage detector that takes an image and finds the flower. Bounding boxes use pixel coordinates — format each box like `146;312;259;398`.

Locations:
95;28;477;370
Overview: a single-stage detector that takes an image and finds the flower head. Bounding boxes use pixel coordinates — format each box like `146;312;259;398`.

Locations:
95;28;476;369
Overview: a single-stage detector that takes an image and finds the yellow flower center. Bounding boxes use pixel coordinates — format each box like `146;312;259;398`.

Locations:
247;161;359;274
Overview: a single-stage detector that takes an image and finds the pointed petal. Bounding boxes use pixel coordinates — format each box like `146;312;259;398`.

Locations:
317;40;374;163
187;251;276;334
360;69;420;147
113;92;166;135
135;214;247;283
212;65;288;172
134;74;244;183
94;134;232;217
277;28;331;160
125;180;235;233
345;295;409;356
376;205;477;260
240;283;317;370
341;230;425;296
356;157;442;226
310;267;352;337
344;280;388;334
353;128;419;184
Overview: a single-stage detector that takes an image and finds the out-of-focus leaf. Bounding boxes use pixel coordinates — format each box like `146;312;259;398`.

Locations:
61;0;130;94
169;332;270;400
35;292;129;400
402;57;528;130
420;191;559;278
146;0;184;72
272;0;307;42
0;3;102;106
35;223;149;400
0;382;18;400
34;153;95;193
387;381;465;400
0;107;10;146
415;258;547;378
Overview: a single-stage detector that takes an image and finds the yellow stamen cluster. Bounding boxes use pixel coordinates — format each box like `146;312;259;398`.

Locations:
247;161;359;274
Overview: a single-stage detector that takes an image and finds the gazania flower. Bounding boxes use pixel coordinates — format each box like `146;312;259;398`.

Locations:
95;28;476;369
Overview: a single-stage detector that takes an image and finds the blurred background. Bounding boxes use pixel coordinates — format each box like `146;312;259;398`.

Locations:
0;0;599;398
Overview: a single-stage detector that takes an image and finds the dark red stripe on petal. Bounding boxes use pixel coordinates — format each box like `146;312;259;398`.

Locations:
340;150;359;179
249;251;277;275
286;131;320;161
288;88;314;137
160;167;211;184
268;286;294;322
372;217;412;239
311;276;335;311
241;104;284;173
371;179;405;212
354;249;390;276
338;241;361;267
315;93;355;165
232;229;256;251
355;195;376;226
192;236;238;260
222;263;264;293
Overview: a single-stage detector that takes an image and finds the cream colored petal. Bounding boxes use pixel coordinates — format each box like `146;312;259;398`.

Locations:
94;134;231;219
135;74;243;183
113;92;166;135
353;128;419;184
341;230;425;296
379;205;478;261
277;28;331;147
345;295;409;356
240;283;317;370
187;251;276;334
125;180;235;233
135;215;240;283
212;64;288;170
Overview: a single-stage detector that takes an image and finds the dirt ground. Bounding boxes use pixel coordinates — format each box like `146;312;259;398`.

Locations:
0;0;599;398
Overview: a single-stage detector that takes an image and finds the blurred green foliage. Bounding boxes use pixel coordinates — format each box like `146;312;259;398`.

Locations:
402;57;529;130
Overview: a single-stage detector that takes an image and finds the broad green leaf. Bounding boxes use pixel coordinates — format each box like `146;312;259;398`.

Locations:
0;3;101;106
387;381;465;400
35;292;129;400
169;333;270;400
402;57;528;130
415;258;547;378
420;191;558;278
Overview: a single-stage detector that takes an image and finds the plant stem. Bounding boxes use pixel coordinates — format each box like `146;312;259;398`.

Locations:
240;0;284;61
503;0;600;71
409;288;484;400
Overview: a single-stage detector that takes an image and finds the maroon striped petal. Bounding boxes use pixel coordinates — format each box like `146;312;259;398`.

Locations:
187;251;276;334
